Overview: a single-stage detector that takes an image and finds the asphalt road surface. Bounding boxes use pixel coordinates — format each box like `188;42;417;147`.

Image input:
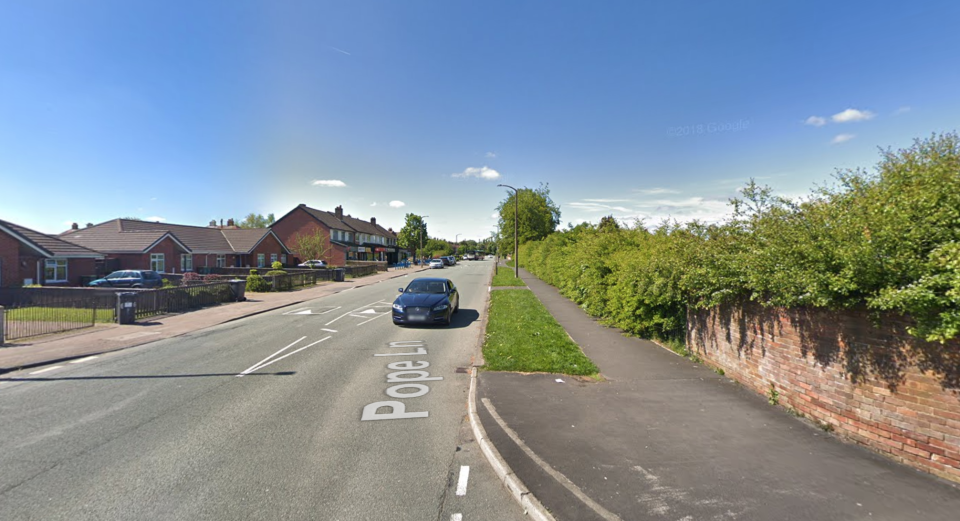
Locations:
0;260;525;521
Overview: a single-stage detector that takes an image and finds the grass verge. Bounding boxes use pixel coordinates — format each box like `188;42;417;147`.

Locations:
492;267;525;287
6;307;116;323
483;289;599;376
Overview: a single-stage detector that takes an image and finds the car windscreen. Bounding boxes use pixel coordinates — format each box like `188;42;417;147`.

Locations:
405;280;446;294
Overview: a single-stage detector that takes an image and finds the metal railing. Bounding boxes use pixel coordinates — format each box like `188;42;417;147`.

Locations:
131;282;235;320
0;288;116;343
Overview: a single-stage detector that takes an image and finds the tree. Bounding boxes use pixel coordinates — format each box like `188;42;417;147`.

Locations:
424;238;452;258
291;229;331;263
397;213;429;257
236;213;276;229
496;183;561;256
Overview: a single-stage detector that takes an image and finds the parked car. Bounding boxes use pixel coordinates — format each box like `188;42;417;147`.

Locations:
440;256;454;266
298;260;328;268
88;270;164;288
392;277;459;326
428;259;444;269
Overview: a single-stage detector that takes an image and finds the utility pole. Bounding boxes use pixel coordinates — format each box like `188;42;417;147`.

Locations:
497;184;519;279
454;233;461;257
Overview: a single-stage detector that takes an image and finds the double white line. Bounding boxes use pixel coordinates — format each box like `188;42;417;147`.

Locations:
236;335;332;377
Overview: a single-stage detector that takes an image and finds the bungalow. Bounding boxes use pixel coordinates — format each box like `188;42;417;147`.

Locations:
0;218;104;287
60;219;291;273
271;204;404;265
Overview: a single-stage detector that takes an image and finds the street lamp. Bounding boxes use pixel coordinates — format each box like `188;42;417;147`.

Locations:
418;215;429;264
497;184;519;279
454;233;461;256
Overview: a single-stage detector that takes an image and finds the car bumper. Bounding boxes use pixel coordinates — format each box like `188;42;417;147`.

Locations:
393;307;448;324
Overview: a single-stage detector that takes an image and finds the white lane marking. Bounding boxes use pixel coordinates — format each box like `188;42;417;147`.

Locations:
451;514;463;521
69;356;99;364
237;336;332;376
30;366;63;375
321;328;338;333
482;397;622;521
357;313;388;326
456;465;470;496
325;299;393;326
238;336;305;376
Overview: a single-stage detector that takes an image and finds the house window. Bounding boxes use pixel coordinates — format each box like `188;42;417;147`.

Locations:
257;253;265;267
281;254;287;265
345;232;351;242
44;259;68;282
150;253;165;272
270;253;278;265
216;255;226;268
181;254;193;272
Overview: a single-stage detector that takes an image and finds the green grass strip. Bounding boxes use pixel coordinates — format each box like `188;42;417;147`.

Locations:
492;267;525;287
6;307;115;323
483;290;599;376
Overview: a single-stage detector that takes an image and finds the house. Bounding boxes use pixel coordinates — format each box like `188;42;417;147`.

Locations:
59;219;291;273
271;204;404;265
0;218;104;287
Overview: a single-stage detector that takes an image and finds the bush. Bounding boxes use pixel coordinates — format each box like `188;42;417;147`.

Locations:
203;274;222;283
245;270;271;292
271;260;283;270
181;272;202;285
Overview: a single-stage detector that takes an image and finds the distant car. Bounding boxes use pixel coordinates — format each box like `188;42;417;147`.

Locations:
440;256;456;266
428;259;444;269
298;260;328;268
392;277;459;326
88;270;163;288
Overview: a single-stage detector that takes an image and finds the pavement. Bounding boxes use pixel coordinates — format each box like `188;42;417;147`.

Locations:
474;267;960;521
0;266;428;374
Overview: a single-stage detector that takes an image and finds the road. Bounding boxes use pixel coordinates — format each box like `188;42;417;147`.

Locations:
0;260;525;521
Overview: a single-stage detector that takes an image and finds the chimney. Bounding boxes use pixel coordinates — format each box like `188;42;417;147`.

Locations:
209;219;216;227
86;223;93;228
371;217;376;226
220;219;224;228
335;206;343;220
227;218;235;227
71;222;79;230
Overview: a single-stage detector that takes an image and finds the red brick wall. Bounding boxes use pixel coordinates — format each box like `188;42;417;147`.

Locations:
0;231;19;287
271;207;345;265
688;303;960;483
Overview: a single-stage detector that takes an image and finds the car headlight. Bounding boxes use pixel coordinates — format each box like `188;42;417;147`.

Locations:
393;303;405;312
432;303;448;311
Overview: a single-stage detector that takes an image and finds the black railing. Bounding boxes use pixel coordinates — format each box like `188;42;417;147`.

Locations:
131;282;235;320
0;288;116;343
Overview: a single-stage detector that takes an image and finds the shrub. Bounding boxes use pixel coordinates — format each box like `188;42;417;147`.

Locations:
245;270;271;292
181;272;202;285
271;260;283;270
203;274;222;283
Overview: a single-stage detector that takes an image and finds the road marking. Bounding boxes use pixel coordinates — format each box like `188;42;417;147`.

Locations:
321;328;338;333
451;514;463;521
326;299;392;326
238;336;305;376
456;465;470;496
237;336;332;376
283;306;340;316
69;356;99;364
30;366;63;375
482;397;622;521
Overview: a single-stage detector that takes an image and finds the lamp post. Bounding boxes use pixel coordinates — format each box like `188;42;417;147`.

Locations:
418;215;429;264
497;184;519;279
454;233;461;257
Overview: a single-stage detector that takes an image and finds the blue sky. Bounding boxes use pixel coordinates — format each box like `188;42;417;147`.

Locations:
2;1;959;243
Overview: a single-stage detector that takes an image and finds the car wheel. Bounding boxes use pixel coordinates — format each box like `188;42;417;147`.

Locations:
453;303;459;314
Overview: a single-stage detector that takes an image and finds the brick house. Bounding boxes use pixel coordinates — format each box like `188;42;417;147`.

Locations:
0;218;104;287
271;204;403;266
59;219;291;273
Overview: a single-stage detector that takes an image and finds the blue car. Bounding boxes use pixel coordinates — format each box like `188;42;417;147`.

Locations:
392;277;460;326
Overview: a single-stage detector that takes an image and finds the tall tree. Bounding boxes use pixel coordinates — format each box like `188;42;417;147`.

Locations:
291;229;331;263
496;183;561;255
397;213;429;257
236;213;276;229
424;238;452;258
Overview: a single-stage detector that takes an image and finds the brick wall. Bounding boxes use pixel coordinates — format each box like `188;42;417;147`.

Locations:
271;207;346;266
688;303;960;483
0;231;19;287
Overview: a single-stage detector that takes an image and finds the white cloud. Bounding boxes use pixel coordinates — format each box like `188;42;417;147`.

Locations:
485;152;497;159
804;116;827;127
632;188;681;195
832;133;856;144
389;200;405;208
490;212;499;219
894;106;912;115
150;197;158;201
311;179;347;187
370;202;378;207
452;166;501;180
145;216;167;222
567;201;633;213
831;108;875;123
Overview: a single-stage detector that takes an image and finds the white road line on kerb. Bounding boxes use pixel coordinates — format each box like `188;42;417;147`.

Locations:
69;356;99;364
30;366;63;375
456;465;470;496
237;336;305;376
237;336;332;376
